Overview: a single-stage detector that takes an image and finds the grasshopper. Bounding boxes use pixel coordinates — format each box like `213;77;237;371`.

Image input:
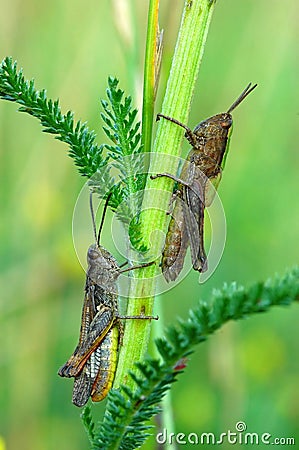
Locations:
151;83;257;281
58;192;155;407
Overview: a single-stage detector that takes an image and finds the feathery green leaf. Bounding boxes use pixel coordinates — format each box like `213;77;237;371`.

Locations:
83;266;299;449
0;57;107;178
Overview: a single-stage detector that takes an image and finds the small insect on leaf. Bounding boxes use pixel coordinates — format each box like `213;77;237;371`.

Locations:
173;357;188;371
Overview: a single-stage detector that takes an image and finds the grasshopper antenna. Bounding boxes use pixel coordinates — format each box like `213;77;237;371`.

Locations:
97;193;112;246
227;82;257;114
89;191;112;247
89;190;98;244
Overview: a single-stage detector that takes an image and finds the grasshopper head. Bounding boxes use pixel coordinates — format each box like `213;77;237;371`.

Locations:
193;112;233;137
87;244;119;285
217;112;233;129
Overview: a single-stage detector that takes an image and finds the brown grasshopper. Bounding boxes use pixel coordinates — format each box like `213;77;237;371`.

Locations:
151;83;257;281
58;192;155;407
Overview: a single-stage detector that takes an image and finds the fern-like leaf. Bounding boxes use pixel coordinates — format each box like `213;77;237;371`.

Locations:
83;266;299;450
0;57;108;178
0;58;149;245
97;77;148;250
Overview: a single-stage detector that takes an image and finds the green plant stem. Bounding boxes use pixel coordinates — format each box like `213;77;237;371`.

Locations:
113;0;160;390
141;0;160;153
152;299;176;450
113;0;215;392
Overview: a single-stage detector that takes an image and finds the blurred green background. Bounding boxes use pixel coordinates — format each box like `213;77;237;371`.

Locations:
0;0;298;449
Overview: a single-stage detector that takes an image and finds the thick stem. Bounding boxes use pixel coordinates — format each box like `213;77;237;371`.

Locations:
113;0;215;392
141;0;160;153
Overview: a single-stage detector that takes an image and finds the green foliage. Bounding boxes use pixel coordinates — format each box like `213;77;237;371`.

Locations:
0;58;146;244
0;2;297;449
101;77;142;161
81;406;95;446
98;77;147;249
83;267;299;450
0;56;108;179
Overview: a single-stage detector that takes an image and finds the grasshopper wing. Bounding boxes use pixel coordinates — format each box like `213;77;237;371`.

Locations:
58;305;114;378
162;198;190;282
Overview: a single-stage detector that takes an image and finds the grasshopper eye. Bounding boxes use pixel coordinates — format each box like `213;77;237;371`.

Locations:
220;114;232;129
88;246;99;260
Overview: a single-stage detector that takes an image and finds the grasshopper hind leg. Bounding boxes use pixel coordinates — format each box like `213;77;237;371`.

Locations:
72;366;93;407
